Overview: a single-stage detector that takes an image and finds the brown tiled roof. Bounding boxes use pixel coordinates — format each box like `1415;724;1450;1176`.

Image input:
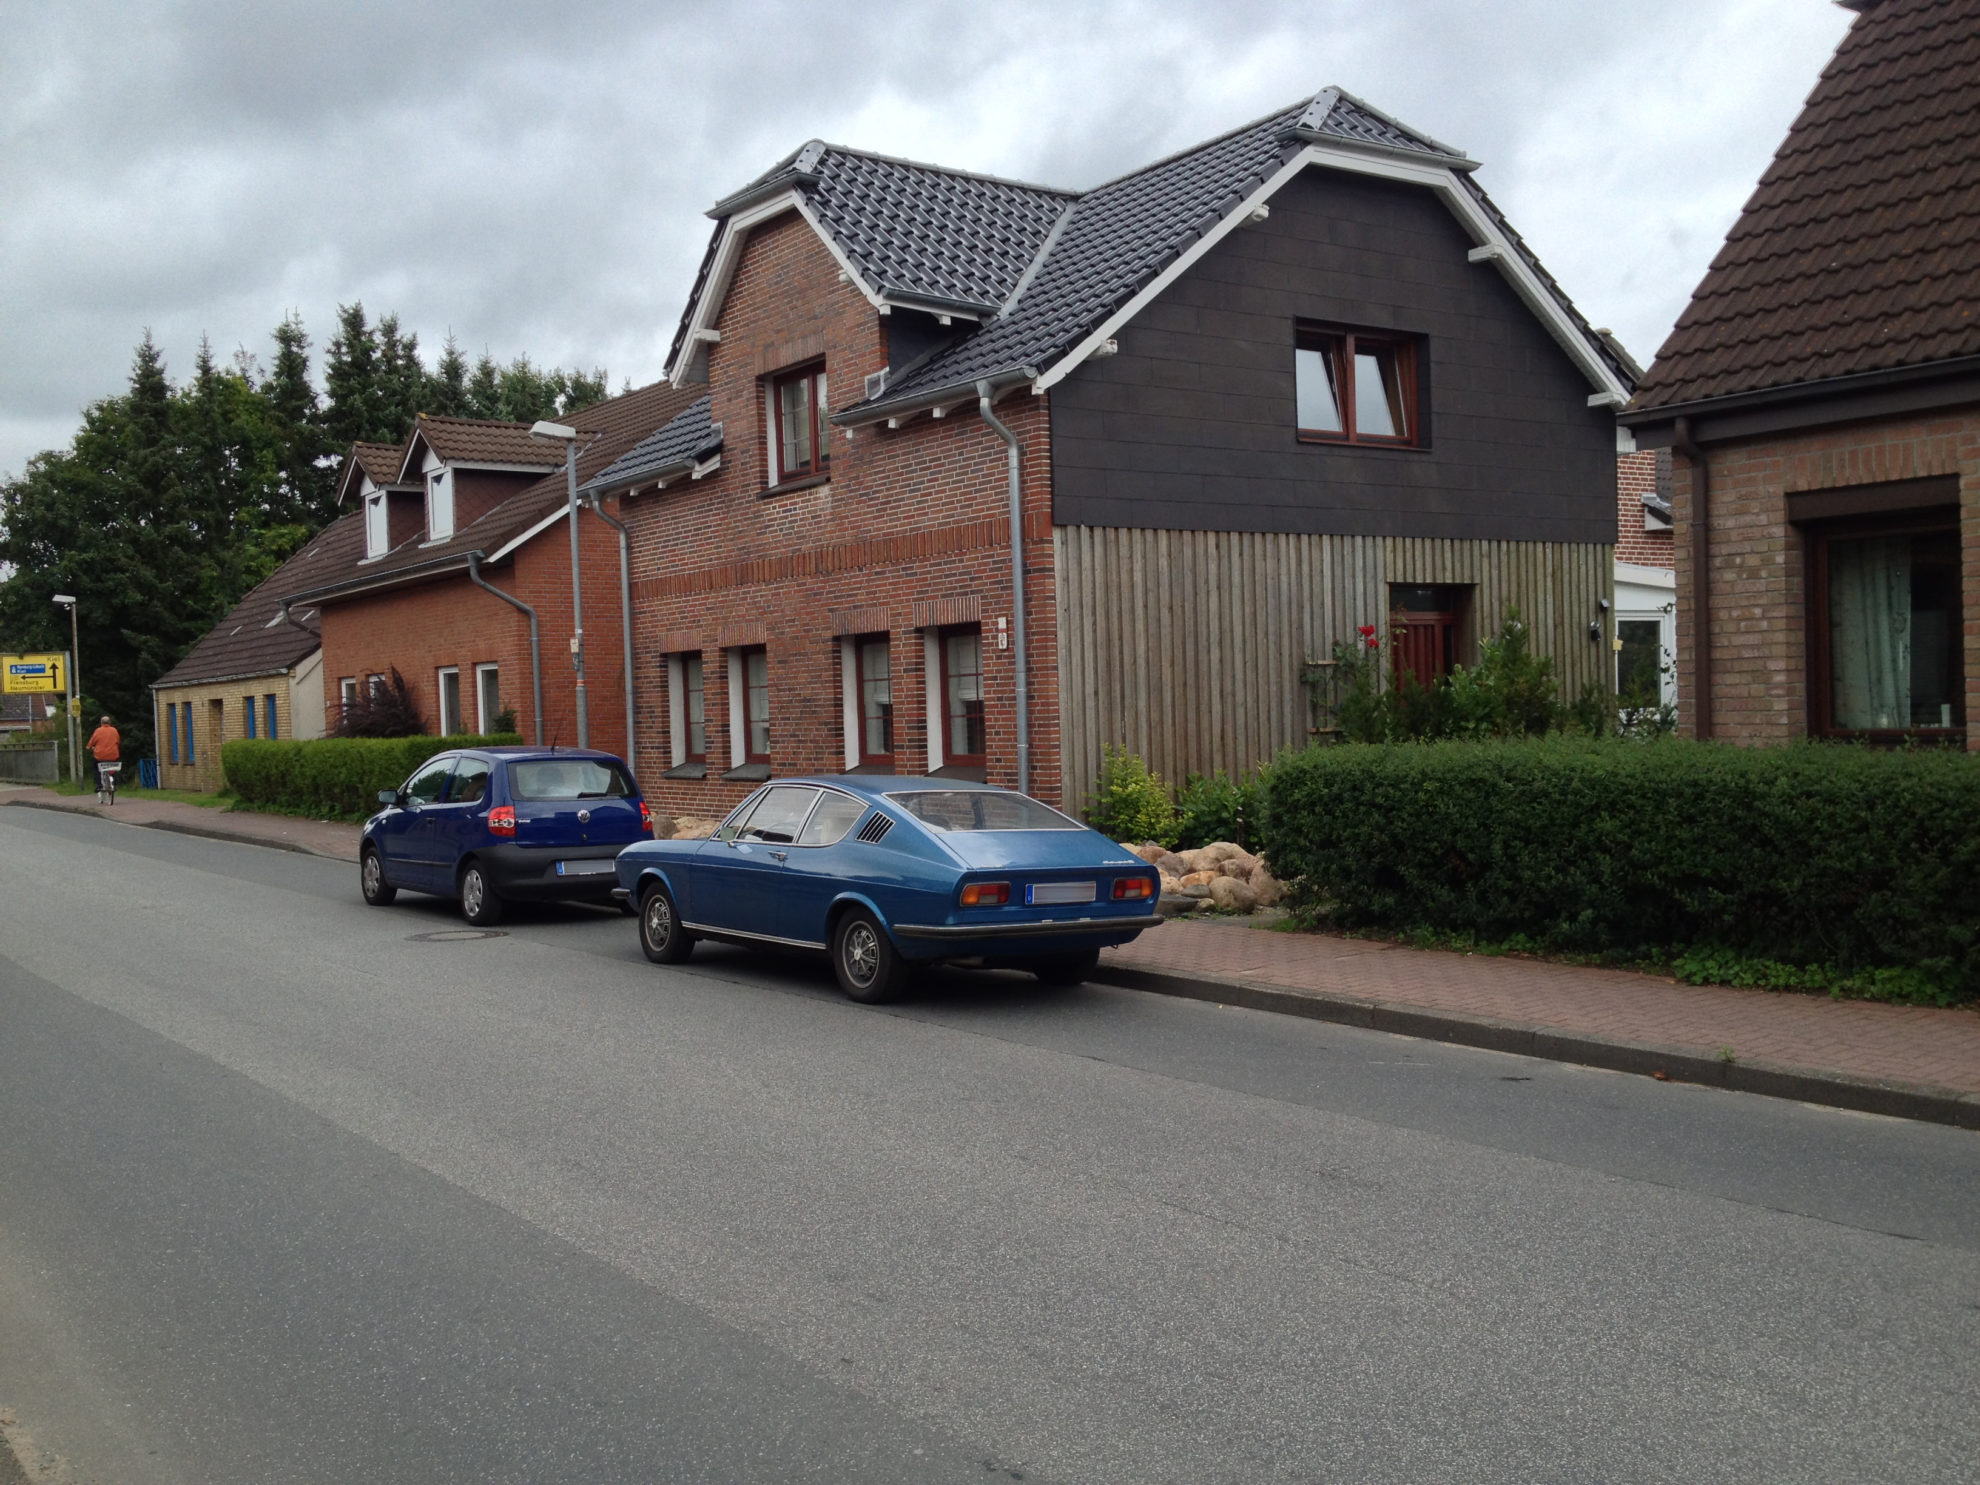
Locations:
1632;0;1980;410
285;382;706;603
403;415;564;474
351;441;408;485
154;512;367;689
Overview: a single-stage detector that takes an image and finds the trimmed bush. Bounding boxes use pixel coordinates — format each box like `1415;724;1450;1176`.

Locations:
1174;768;1265;852
1085;743;1179;846
224;734;521;820
1260;738;1980;1003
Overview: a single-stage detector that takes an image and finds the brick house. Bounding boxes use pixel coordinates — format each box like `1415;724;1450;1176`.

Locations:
1621;0;1978;749
150;514;361;789
282;382;703;754
586;88;1637;816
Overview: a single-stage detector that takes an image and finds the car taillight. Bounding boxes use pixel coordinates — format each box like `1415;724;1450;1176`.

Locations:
960;881;1010;907
488;805;516;837
1113;876;1155;900
639;801;653;835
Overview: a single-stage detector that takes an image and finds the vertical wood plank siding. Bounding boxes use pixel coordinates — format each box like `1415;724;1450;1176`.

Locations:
1053;527;1614;801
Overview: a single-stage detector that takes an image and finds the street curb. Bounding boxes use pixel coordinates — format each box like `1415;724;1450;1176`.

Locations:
1091;964;1980;1131
3;797;355;862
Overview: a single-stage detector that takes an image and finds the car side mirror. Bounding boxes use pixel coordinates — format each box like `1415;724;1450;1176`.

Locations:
378;789;400;807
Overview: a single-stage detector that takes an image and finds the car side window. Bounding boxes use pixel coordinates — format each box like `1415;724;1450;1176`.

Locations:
739;786;821;845
404;757;453;805
450;757;491;805
715;790;767;843
796;792;865;847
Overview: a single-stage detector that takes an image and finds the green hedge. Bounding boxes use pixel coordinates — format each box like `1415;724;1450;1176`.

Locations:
223;734;521;819
1260;738;1980;1002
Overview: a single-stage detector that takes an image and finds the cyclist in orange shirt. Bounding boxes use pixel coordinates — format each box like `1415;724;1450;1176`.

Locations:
87;714;120;803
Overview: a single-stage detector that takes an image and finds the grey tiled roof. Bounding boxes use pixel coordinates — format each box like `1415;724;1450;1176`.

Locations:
672;87;1632;415
579;397;718;495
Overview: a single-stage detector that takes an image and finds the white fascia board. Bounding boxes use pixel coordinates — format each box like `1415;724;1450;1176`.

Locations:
664;190;884;385
395;430;434;484
1615;561;1677;589
441;460;565;475
484;504;570;565
1034;143;1630;404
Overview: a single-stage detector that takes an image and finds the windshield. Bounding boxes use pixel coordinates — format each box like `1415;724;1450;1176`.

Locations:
509;759;635;801
886;790;1080;832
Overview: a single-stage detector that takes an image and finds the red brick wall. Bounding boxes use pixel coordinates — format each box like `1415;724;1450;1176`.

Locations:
1673;408;1980;749
1616;449;1675;568
317;498;633;752
622;210;1063;816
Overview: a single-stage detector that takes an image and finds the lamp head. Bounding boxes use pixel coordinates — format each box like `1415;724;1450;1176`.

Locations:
528;420;578;442
52;593;75;607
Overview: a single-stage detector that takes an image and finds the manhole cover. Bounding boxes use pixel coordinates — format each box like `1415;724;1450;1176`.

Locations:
407;929;507;942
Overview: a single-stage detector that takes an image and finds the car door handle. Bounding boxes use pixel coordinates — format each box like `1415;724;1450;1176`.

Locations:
770;851;788;862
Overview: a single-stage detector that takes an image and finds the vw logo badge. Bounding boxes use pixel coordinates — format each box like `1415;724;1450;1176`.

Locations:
577;808;591;824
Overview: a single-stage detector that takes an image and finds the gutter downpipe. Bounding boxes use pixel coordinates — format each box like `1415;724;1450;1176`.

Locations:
467;552;544;745
586;493;638;768
1672;415;1712;741
976;379;1030;795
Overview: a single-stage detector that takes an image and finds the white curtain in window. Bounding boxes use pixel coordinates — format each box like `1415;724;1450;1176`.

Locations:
1829;537;1911;729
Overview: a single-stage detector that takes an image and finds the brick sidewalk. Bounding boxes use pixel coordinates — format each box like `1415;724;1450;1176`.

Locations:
1;786;360;861
1101;917;1980;1103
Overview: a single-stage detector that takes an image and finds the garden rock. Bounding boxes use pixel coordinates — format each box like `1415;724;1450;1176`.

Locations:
671;816;718;840
1249;869;1283;908
1208;876;1259;913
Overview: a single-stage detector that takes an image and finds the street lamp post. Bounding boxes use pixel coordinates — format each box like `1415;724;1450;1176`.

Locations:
52;593;79;784
529;421;587;750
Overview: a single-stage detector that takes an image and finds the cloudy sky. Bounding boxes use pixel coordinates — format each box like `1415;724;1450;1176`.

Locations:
0;0;1854;481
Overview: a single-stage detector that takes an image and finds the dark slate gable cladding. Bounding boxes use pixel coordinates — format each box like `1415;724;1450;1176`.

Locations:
579;397;718;495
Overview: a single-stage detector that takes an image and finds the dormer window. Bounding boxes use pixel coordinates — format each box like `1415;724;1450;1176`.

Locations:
427;469;453;541
364;491;388;558
770;363;829;483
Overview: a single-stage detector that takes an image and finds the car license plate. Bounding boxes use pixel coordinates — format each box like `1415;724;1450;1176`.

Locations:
555;860;615;877
1027;881;1096;906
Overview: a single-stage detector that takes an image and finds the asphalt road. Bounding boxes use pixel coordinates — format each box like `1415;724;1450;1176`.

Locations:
1;806;1975;1484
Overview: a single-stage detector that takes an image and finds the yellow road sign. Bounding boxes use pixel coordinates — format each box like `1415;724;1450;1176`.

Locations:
3;654;67;694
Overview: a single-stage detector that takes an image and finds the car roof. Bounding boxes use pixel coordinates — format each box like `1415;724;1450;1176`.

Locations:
458;746;628;763
769;775;1010;800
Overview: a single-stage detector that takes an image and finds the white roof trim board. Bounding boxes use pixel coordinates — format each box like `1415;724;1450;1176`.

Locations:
1032;142;1630;403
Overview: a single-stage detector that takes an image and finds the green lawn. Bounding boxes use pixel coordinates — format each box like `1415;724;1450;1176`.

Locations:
46;777;231;808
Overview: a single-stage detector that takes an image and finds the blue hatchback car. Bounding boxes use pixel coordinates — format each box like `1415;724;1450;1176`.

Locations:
360;747;652;925
612;776;1162;1002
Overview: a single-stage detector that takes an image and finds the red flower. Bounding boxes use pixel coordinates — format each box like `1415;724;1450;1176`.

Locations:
1357;624;1376;637
1366;636;1380;650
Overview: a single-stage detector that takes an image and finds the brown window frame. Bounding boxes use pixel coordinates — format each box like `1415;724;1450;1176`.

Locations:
679;651;707;764
854;633;894;768
938;624;985;768
740;645;771;764
768;362;830;484
1295;324;1423;447
1803;508;1965;744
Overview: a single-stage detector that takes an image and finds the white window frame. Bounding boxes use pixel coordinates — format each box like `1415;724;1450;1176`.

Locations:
437;666;461;735
666;654;688;767
922;630;944;771
339;676;358;713
364;491;388;558
427;467;454;542
475;663;500;733
838;637;860;770
727;648;746;767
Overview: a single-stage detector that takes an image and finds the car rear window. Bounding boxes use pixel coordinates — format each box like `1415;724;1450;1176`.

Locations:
509;758;635;801
886;790;1080;832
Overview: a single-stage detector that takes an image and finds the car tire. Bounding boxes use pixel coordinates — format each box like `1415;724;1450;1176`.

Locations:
459;860;503;926
360;846;397;906
638;881;694;965
832;908;907;1005
1032;949;1101;987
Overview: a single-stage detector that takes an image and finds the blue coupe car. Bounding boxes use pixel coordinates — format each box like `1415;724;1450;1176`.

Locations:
612;776;1162;1002
361;747;652;926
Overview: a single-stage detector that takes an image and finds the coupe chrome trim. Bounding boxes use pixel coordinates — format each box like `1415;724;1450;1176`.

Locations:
682;921;829;950
893;915;1162;941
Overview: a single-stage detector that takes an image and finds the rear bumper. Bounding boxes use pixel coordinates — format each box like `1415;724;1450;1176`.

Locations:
892;914;1161;955
477;842;626;900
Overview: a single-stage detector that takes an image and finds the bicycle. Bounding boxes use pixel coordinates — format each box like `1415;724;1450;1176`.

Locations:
97;760;121;805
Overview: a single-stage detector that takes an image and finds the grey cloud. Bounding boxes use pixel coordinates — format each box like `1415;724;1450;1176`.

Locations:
0;0;1851;480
